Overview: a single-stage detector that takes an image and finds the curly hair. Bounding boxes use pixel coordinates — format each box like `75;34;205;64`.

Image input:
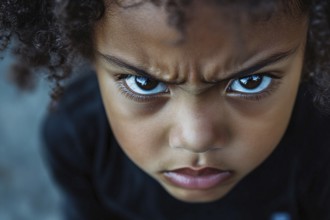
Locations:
1;0;330;111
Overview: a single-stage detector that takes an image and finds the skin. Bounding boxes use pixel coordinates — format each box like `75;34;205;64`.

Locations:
93;1;308;202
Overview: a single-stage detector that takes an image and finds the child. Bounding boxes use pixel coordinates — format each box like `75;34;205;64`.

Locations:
1;0;330;219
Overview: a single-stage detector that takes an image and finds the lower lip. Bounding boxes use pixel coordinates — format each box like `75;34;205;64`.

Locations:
163;169;233;190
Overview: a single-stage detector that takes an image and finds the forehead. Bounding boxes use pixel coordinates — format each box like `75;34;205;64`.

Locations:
94;1;308;80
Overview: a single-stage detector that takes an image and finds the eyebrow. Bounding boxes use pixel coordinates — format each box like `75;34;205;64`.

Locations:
221;46;298;82
97;52;156;78
97;46;298;83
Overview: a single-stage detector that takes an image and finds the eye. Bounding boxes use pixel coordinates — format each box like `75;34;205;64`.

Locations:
125;75;168;95
227;74;272;94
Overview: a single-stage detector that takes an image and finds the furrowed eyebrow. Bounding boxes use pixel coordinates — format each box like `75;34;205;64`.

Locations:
97;52;163;80
97;45;298;84
219;46;299;82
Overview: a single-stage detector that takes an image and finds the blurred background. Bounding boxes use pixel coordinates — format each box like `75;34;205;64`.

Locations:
0;54;61;219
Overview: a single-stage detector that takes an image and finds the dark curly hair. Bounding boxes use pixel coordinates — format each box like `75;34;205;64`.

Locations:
1;0;330;111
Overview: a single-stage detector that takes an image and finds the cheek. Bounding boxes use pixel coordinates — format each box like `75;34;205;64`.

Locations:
105;104;169;171
109;115;167;165
226;77;300;172
96;69;171;170
223;114;289;177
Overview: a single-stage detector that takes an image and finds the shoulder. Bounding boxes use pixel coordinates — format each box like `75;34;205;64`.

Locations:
53;71;103;120
289;84;330;166
42;71;109;157
295;84;330;152
290;84;330;218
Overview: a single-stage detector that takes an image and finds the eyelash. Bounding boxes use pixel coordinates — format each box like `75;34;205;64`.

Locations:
230;82;279;101
114;73;282;103
115;74;168;103
225;74;282;101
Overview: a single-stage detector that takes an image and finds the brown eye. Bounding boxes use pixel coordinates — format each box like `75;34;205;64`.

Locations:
125;75;168;95
238;75;262;90
135;76;159;91
228;74;272;94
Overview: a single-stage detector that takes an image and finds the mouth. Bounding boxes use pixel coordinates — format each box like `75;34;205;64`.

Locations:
163;167;233;190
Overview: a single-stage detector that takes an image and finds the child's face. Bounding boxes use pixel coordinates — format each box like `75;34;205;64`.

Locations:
93;1;308;202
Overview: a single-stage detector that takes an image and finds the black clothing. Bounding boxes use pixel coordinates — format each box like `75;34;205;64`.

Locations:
42;73;330;220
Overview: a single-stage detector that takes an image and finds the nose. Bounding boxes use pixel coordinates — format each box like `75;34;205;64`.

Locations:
169;97;227;153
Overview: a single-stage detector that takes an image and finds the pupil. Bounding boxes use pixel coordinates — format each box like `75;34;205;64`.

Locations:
239;75;262;89
135;76;159;90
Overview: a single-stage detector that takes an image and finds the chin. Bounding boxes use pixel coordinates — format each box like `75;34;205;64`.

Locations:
164;185;232;203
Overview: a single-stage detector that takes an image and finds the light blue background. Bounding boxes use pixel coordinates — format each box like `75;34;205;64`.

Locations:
0;54;61;220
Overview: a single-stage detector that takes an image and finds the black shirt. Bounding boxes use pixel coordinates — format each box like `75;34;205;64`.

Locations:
42;73;330;220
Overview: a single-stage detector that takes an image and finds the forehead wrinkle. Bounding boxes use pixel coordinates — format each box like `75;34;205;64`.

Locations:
179;61;191;82
202;61;222;83
195;51;238;83
146;59;187;83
